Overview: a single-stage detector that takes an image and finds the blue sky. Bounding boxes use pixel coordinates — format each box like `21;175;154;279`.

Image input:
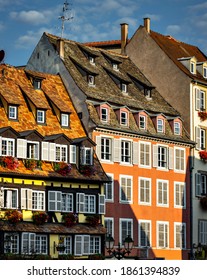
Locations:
1;0;207;66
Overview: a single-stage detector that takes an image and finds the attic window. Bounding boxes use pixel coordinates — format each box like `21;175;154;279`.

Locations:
174;121;181;135
204;67;207;78
139;115;146;130
190;61;196;74
157;118;164;133
89;56;95;65
144;88;151;98
101;107;109;123
121;83;127;93
112;63;119;71
88;75;95;86
80;147;93;165
61;113;70;127
120;111;128;126
8;105;18;120
37;109;45;124
33;79;42;89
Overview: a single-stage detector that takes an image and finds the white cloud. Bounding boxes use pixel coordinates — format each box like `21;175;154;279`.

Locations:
143;14;160;21
166;25;181;35
10;10;55;25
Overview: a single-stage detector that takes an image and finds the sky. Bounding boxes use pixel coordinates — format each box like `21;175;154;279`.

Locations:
1;0;207;66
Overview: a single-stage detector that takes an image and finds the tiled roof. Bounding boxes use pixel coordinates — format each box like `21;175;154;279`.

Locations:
149;29;207;82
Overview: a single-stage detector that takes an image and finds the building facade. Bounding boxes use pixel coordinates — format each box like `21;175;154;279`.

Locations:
0;64;108;259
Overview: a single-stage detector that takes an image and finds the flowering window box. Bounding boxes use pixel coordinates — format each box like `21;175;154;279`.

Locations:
32;211;48;225
53;162;72;176
199;150;207;161
0;156;19;170
4;209;22;224
62;213;77;227
79;165;95;176
198;111;207;121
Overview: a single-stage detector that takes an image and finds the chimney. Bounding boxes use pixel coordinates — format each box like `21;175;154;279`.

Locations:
120;23;128;55
144;17;150;33
57;39;64;60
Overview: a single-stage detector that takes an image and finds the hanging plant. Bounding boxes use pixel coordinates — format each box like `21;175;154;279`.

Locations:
53;162;72;176
32;211;48;225
62;213;77;227
4;209;22;224
198;111;207;121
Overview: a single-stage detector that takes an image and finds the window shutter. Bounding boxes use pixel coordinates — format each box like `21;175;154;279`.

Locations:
0;136;2;156
0;188;3;208
133;141;139;165
75;235;82;256
70;145;76;164
76;193;85;213
99;194;105;214
83;235;90;255
114;139;120;162
27;189;33;210
21;189;27;209
195;127;201;150
195;173;201;196
168;147;174;169
41;141;49;161
17;139;27;159
96;136;101;160
90;147;93;165
48;143;56;162
153;145;158;167
195;88;200;110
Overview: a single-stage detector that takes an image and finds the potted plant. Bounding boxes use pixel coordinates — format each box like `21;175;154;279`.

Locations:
86;214;100;226
199;150;207;161
4;209;22;224
198;111;207;121
62;213;77;227
32;211;48;225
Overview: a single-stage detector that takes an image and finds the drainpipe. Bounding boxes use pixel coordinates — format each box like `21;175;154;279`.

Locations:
120;23;128;55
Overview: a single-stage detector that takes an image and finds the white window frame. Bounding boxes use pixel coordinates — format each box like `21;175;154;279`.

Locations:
70;145;76;164
199;220;207;245
157;179;169;207
139;115;146;130
61;113;69;127
58;236;72;255
174;222;186;249
121;139;132;164
8;105;17;120
88;75;95;86
27;141;39;160
121;83;127;93
104;173;114;202
174;182;186;208
36;109;45;124
174;147;185;172
1;137;15;157
4;233;19;254
76;193;96;214
80;147;93;165
105;217;114;237
32;190;45;211
74;235;101;256
1;188;18;209
61;193;73;212
22;233;47;255
196;88;206;111
138;220;151;247
174;121;181;135
120;111;128;126
139;177;151;205
195;173;207;196
119;175;133;204
139;141;151;168
55;144;68;162
204;67;207;78
48;191;62;212
101;137;112;162
101;107;108;123
157;221;169;248
157;118;164;133
119;218;133;245
190;61;196;74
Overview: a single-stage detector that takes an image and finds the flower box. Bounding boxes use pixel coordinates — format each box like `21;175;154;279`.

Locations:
199;150;207;161
198;111;207;121
0;156;19;170
23;159;42;170
62;213;77;227
79;165;95;176
4;209;22;224
53;162;72;176
86;214;100;226
32;211;48;225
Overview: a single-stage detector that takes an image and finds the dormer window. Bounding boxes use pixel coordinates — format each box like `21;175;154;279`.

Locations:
120;111;128;126
89;56;95;65
139;115;146;130
88;75;95;86
144;88;151;98
190;61;196;74
113;63;119;71
121;83;127;93
174;121;181;135
1;138;15;156
157;118;164;133
61;113;69;127
27;141;39;160
204;67;207;78
56;144;67;162
33;79;42;89
101;107;108;123
80;147;93;165
8;105;18;120
37;109;45;124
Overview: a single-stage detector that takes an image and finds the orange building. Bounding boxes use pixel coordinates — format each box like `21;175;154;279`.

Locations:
26;32;194;259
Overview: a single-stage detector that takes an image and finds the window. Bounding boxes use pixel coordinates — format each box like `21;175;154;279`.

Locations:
139;115;146;129
175;147;185;172
101;137;112;161
58;236;72;255
89;56;95;64
70;145;76;164
121;140;131;164
76;193;96;214
157;146;168;168
104;174;114;202
4;233;19;254
196;127;206;150
88;75;95;85
48;191;73;212
120;175;132;203
74;235;101;256
22;233;47;255
174;122;181;135
27;141;39;160
36;110;45;124
120;111;128;126
196;88;205;111
61;113;69;127
1;137;15;156
144;88;152;98
139;177;151;205
56;144;67;162
139;220;151;247
174;182;186;208
21;189;45;211
113;63;118;70
120;219;133;245
199;220;207;245
204;67;207;78
157;180;169;207
1;188;18;209
121;83;127;93
80;147;93;165
157;221;169;248
8;105;17;120
157;118;164;133
105;218;114;237
33;79;42;89
190;61;196;74
139;142;151;167
101;107;108;123
195;173;207;196
174;223;186;249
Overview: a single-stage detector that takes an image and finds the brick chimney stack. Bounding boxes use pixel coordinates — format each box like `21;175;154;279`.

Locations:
144;17;150;33
120;23;128;55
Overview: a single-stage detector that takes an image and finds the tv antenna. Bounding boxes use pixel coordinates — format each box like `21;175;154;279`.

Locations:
59;1;74;38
